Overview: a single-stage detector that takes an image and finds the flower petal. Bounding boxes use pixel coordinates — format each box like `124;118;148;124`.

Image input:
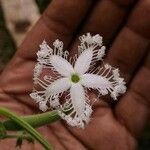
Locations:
70;83;86;116
39;101;48;112
58;102;92;128
81;70;126;100
47;77;71;95
50;55;74;76
57;83;92;128
74;48;93;74
81;74;111;89
81;74;112;95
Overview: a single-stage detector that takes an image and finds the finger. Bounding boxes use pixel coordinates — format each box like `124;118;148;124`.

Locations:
17;0;93;60
35;126;68;150
49;122;87;150
105;0;150;82
80;0;136;44
115;50;150;137
70;0;137;56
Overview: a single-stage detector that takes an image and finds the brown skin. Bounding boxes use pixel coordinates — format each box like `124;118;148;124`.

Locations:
0;0;150;149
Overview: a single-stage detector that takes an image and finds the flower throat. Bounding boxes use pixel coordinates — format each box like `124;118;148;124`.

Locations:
71;74;80;83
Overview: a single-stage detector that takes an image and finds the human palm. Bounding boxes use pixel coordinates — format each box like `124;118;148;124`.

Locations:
0;0;150;149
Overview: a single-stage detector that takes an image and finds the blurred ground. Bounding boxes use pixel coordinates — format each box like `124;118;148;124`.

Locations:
0;0;149;149
0;3;16;71
1;0;40;46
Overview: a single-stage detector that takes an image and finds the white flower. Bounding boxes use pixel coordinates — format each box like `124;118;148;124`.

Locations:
30;33;126;128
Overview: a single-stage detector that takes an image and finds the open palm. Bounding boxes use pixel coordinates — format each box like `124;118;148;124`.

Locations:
0;0;150;149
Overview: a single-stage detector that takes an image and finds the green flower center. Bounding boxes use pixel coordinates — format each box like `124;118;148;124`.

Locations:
71;74;80;83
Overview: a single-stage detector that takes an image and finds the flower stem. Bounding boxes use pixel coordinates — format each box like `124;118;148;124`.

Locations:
3;110;61;131
0;107;53;150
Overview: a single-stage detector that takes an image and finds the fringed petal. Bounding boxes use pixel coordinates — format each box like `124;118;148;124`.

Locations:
70;83;86;116
81;63;126;100
50;55;74;76
74;48;93;74
58;102;92;128
57;83;92;128
46;77;71;95
81;73;112;95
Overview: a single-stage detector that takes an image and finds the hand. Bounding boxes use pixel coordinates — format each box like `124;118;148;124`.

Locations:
0;0;150;149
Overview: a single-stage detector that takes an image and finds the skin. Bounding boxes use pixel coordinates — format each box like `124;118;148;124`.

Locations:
0;0;150;149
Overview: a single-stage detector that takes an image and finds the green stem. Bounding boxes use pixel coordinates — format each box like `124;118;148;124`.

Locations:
3;111;60;131
0;107;53;150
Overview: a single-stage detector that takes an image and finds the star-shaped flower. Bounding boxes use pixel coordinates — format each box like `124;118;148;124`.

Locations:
30;33;126;128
